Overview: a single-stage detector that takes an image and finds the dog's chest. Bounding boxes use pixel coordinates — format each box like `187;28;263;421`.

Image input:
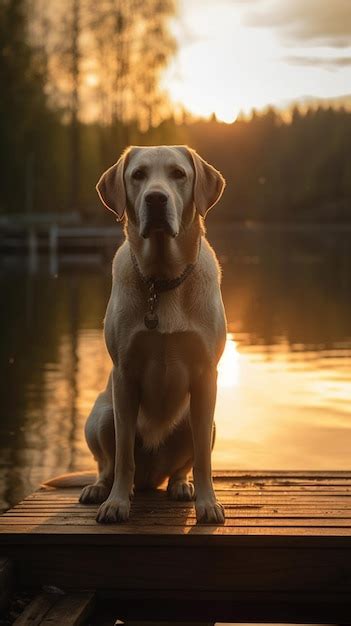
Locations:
127;330;208;377
127;331;208;447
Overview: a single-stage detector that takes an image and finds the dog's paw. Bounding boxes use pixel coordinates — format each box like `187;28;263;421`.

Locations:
79;483;110;505
96;498;130;523
195;499;225;525
167;479;195;501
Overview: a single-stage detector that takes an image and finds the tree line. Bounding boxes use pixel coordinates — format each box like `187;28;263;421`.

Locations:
1;0;350;223
185;107;351;223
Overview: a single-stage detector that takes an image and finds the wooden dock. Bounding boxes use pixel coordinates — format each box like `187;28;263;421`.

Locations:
0;471;350;624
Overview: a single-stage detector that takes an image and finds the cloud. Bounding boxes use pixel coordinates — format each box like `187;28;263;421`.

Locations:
244;0;351;48
285;55;351;70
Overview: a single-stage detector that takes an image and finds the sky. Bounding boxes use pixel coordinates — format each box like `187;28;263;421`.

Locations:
162;0;351;122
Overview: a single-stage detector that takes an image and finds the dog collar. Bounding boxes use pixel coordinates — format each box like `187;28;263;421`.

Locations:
130;251;196;330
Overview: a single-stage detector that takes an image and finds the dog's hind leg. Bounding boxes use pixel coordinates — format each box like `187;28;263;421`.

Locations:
80;379;115;504
133;417;195;499
167;457;195;501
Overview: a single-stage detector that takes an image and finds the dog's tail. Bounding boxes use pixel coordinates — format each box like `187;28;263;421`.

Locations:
43;471;97;489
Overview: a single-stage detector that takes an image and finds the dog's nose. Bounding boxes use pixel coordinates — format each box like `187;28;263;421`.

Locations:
145;191;168;208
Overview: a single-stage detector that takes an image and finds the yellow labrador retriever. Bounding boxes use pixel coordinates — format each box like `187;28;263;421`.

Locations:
71;145;226;524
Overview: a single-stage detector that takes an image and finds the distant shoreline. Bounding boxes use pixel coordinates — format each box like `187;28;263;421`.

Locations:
208;221;351;232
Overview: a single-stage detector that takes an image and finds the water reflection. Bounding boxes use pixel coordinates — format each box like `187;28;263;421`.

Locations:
217;334;240;389
1;227;351;511
214;334;351;470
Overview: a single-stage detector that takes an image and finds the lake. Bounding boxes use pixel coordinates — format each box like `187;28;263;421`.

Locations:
1;225;351;512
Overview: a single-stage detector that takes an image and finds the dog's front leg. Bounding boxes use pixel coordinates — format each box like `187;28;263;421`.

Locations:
96;366;138;523
190;367;225;524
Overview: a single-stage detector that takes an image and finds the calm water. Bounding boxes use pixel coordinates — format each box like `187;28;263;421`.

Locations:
1;226;351;512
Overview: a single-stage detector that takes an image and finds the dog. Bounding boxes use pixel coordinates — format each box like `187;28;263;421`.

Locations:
48;145;227;524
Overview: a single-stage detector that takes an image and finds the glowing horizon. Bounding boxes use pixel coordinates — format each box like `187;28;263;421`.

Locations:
161;0;351;124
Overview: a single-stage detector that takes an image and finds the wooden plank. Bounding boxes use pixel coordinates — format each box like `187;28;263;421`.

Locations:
19;497;351;508
12;499;351;509
5;506;351;516
15;492;351;503
2;517;351;528
1;523;351;540
0;557;14;611
8;502;351;514
53;479;351;489
4;501;351;512
225;481;351;488
13;592;94;626
10;500;326;512
3;497;351;520
15;490;351;500
0;505;351;516
4;502;351;526
7;544;351;592
40;592;94;626
212;470;351;478
4;506;351;517
69;488;351;497
24;491;351;502
6;469;351;484
13;592;62;625
6;506;349;517
26;492;351;504
25;493;351;504
35;480;351;496
40;474;351;489
24;484;351;493
4;503;351;526
36;480;351;489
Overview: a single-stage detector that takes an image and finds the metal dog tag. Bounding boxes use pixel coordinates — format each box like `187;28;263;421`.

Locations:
144;312;159;330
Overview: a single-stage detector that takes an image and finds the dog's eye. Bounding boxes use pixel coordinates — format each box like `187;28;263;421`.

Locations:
171;168;186;180
132;169;146;180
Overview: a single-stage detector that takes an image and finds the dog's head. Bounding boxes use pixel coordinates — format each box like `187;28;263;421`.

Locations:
96;145;225;238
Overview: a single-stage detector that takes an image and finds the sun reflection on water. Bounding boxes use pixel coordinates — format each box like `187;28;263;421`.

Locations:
218;334;240;388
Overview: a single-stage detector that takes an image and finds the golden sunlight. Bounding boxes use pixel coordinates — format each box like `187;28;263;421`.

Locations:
163;0;351;120
85;72;99;88
217;334;240;388
163;4;282;119
214;103;239;124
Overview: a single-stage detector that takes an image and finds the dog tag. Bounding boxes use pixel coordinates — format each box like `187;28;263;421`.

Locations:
144;312;159;330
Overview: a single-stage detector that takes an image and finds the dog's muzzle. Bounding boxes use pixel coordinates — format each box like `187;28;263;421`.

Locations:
141;191;178;238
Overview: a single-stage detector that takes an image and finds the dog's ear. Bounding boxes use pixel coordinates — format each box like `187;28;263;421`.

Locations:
96;148;130;221
186;147;226;217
